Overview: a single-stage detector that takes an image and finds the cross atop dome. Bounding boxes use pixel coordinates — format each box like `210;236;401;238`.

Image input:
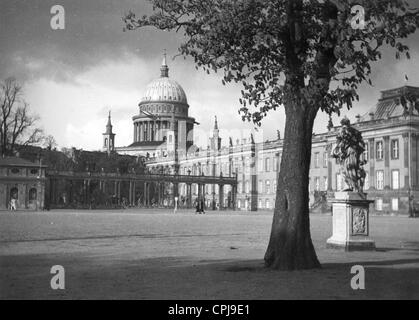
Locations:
160;49;169;78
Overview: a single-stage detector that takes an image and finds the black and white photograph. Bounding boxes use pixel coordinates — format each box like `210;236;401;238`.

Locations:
1;0;419;308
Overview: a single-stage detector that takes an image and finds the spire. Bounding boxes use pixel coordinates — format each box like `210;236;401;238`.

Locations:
107;110;112;126
214;115;218;130
105;110;113;134
160;50;169;78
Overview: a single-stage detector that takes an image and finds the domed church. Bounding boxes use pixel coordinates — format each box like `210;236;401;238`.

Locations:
115;54;197;157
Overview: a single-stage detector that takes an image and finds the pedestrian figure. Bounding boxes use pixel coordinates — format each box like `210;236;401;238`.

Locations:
10;198;17;211
195;198;200;214
200;198;205;214
174;196;178;213
408;191;415;218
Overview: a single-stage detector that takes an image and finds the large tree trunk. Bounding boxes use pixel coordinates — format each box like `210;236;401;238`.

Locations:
264;102;321;270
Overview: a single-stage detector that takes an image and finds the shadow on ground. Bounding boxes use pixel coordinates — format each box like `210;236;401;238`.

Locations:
1;252;418;300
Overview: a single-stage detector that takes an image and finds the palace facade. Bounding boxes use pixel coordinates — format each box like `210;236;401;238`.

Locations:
114;56;419;215
0;156;47;210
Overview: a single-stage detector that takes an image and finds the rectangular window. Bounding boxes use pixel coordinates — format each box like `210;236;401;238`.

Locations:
364;172;369;190
273;179;277;193
258;199;262;209
273;157;278;172
323;152;328;167
376;170;384;190
376;141;383;160
258;157;263;172
265;199;270;209
391;198;399;211
314;177;320;191
314;153;319;168
265;157;270;172
324;177;328;191
363;143;369;161
391;170;399;190
245;180;250;193
258;180;263;193
376;198;383;211
391;139;399;159
265;180;271;194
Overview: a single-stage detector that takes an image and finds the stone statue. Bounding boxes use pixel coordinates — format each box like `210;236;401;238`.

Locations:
331;117;367;195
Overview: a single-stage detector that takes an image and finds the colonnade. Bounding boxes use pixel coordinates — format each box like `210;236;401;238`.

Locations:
133;120;172;142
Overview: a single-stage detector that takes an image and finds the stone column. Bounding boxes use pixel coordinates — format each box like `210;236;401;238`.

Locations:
219;184;224;210
212;184;216;210
117;181;121;204
403;133;409;188
232;184;237;210
129;181;133;206
198;183;202;199
384;135;390;188
69;180;73;204
369;138;375;188
139;122;143;142
412;133;418;188
134;123;137;142
143;182;147;206
327;148;333;192
187;183;192;208
87;179;91;207
83;180;88;204
147;121;153;141
133;181;137;206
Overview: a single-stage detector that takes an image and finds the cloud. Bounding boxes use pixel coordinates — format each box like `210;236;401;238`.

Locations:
23;53;155;149
2;0;419;151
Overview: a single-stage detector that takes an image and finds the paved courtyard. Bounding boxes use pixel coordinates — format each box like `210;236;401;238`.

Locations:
0;209;418;299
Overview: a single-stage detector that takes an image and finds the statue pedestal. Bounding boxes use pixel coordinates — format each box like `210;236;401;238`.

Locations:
327;192;375;251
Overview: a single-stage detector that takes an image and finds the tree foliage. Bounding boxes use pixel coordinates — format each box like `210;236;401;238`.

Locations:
19;145;147;174
124;0;419;123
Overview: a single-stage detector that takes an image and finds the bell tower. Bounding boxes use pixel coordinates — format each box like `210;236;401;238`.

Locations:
102;111;115;155
210;116;222;151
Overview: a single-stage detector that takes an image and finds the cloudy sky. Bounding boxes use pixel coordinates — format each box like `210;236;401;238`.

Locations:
1;0;419;150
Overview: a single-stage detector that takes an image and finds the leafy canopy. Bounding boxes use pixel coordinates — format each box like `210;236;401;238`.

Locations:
124;0;419;125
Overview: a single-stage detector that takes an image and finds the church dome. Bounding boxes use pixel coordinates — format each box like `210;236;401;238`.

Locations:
140;55;188;105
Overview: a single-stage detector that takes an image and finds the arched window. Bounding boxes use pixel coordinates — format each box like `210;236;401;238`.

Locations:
29;188;37;201
104;138;108;146
10;187;18;199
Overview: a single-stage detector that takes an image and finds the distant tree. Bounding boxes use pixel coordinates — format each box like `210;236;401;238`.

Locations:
124;0;419;269
43;135;58;151
0;78;43;157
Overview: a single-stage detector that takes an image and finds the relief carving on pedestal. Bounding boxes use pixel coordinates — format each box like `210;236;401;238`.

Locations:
352;207;368;235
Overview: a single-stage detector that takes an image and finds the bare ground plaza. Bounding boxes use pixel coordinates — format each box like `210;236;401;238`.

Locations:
0;208;418;300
